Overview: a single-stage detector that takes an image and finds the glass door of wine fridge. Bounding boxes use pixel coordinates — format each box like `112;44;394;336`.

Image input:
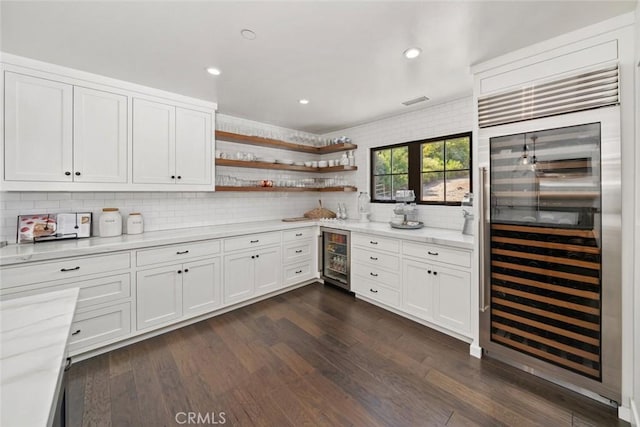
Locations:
320;227;350;291
480;108;621;403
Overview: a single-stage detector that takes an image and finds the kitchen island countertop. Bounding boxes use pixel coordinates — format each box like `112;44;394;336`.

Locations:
0;288;79;427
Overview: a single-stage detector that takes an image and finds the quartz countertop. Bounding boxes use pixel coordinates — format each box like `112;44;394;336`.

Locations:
0;219;473;266
1;288;79;427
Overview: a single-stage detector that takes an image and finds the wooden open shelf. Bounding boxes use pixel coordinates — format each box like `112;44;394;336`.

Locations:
215;185;358;193
215;158;357;173
215;131;357;154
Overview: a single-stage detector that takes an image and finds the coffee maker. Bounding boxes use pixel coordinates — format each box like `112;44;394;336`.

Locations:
461;193;473;235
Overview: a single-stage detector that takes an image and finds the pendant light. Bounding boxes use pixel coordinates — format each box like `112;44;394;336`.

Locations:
519;142;529;165
529;136;538;171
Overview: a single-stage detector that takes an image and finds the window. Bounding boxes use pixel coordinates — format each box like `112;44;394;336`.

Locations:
370;132;471;205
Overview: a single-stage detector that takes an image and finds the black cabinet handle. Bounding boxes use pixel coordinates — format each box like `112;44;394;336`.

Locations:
177;270;182;274
256;254;260;258
176;250;189;255
370;256;378;261
184;269;189;273
71;329;81;336
177;176;182;179
433;271;438;276
428;251;439;256
370;241;378;245
370;272;378;277
295;233;303;237
251;255;255;259
250;239;259;243
75;171;81;176
60;266;80;272
370;288;378;293
295;270;302;274
428;270;432;274
64;357;72;371
65;171;71;176
295;249;303;254
171;175;176;179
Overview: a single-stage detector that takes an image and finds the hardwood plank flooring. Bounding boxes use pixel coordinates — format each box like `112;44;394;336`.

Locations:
68;283;628;426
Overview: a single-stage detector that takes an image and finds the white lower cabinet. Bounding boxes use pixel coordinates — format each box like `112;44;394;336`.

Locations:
136;256;221;330
402;259;435;320
224;245;283;305
68;302;131;354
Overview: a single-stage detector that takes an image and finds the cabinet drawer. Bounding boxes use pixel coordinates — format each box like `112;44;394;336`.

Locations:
353;278;400;307
68;302;131;353
352;248;400;271
284;262;314;285
283;241;313;263
224;231;281;252
283;227;315;242
352;233;400;253
1;252;130;289
403;241;471;268
0;273;130;310
352;262;400;290
136;239;220;266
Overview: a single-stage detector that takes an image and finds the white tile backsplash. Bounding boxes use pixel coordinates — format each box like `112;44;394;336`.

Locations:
0;99;472;243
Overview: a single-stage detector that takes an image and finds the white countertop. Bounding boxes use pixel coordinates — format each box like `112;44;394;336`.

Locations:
0;219;473;265
1;288;79;427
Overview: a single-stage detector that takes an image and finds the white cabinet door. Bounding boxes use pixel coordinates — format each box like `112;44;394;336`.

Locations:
402;259;434;321
73;86;128;183
183;257;221;316
433;265;471;335
136;265;182;330
132;98;176;184
175;107;212;185
223;252;255;305
4;72;73;182
254;246;282;295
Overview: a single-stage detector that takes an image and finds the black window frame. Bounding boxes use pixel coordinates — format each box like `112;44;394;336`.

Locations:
369;131;472;206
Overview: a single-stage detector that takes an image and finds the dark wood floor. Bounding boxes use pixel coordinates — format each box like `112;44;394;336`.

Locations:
68;283;628;427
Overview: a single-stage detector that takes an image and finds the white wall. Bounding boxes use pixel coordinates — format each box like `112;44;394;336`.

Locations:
633;1;640;424
323;96;473;230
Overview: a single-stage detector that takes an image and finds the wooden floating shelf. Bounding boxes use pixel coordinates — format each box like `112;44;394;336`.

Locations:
215;130;357;154
215;158;357;173
215;185;357;193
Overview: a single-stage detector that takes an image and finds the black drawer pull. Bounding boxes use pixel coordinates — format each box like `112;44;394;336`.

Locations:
433;271;438;276
295;270;303;274
250;240;259;243
369;288;378;293
177;176;182;179
184;269;189;273
295;233;303;237
60;266;80;272
251;255;255;259
176;250;190;255
177;270;182;274
171;175;176;179
65;171;71;176
255;254;260;258
428;251;439;256
370;241;378;245
295;249;303;254
71;329;81;336
370;272;378;277
75;171;81;176
428;270;432;274
370;256;378;261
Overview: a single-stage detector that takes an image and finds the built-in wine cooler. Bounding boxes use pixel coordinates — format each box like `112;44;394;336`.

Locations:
320;227;350;291
479;107;622;404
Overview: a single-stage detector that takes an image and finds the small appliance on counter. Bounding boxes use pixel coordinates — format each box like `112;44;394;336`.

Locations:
390;190;423;229
17;212;92;243
461;192;473;235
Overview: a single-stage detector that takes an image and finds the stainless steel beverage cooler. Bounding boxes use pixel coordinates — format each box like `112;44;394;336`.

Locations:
320;227;350;291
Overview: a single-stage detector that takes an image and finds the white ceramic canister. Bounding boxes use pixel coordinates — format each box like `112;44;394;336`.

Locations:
127;212;144;235
99;208;122;237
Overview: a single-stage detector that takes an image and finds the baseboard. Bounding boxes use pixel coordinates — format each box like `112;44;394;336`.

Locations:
469;343;483;359
629;398;639;425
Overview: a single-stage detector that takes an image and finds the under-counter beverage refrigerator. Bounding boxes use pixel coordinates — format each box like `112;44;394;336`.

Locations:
320;227;350;291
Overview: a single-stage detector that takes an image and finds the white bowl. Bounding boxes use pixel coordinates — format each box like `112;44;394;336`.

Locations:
304;161;313;167
318;160;328;167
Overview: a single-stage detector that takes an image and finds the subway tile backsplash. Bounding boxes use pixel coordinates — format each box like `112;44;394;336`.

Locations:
0;97;472;243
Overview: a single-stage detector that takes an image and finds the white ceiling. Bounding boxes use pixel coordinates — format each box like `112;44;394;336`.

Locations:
1;1;635;133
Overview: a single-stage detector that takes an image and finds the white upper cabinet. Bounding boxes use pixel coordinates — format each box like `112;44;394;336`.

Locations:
4;72;73;182
175;107;212;185
73;86;128;183
133;99;212;186
132;98;176;184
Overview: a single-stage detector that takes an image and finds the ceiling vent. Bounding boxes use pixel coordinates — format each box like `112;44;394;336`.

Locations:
478;63;619;128
402;96;429;106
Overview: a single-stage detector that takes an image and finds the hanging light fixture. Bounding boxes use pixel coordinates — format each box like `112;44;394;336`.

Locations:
519;141;529;165
529;136;538;171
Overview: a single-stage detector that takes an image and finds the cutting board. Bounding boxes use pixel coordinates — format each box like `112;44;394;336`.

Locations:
281;217;314;222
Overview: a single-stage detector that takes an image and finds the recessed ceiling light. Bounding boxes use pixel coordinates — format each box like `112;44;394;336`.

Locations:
206;67;221;76
403;47;422;59
241;29;257;40
299;99;309;105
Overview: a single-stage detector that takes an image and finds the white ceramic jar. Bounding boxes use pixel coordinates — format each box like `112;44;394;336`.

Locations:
99;208;122;237
127;213;144;235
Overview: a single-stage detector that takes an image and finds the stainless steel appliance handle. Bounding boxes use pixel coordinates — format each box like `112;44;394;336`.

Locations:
479;166;490;312
317;233;323;273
